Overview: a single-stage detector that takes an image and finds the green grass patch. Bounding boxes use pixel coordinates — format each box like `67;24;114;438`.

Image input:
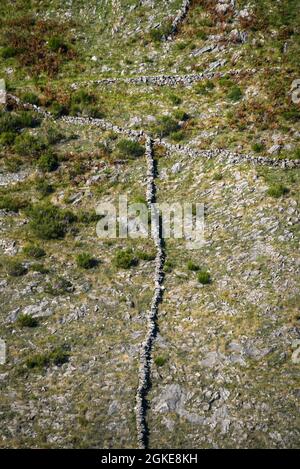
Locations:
16;314;38;328
252;142;265;153
267;184;289;198
23;244;46;259
187;261;200;271
154;356;167;367
197;270;211;284
31;263;49;274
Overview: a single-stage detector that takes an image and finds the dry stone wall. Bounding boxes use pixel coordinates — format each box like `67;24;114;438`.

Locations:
165;0;191;41
8;95;300;169
71;67;265;88
135;137;165;448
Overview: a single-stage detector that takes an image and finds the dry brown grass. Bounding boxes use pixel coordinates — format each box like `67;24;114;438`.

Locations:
1;15;77;77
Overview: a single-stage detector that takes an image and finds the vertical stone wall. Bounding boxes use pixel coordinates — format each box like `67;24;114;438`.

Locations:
135;137;165;448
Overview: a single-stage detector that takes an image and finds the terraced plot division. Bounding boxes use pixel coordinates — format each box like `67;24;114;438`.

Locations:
0;0;299;449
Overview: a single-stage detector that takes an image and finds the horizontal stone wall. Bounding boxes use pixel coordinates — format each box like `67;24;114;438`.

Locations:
9;94;300;169
156;140;300;169
72;67;266;88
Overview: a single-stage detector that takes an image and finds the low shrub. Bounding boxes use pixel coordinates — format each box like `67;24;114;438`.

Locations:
149;21;172;42
26;353;49;369
69;161;86;178
164;259;174;273
37;151;59;172
0;194;28;212
17;314;38;328
113;249;138;269
28;202;76;239
1;46;17;58
76;252;97;269
49;101;68;118
44;126;65;145
252;142;265;153
23;244;46;258
71;90;95;106
14;133;44;157
5;260;27;277
70;105;104;119
87;106;105;119
18;111;40;128
175;41;188;51
0;131;17;146
150;28;164;42
137;250;156;261
219;76;234;87
23;92;40;106
149;21;173;42
48;36;68;53
197;270;211;284
49;346;69;366
197;31;208;40
69;90;102;118
267;184;289;198
116;139;145;158
227;86;243;102
77;211;103;224
3;156;23;172
0;111;40;133
83;106;104;119
174;110;189;121
36;180;54;196
293;148;300;160
26;346;69;369
155;116;179;137
282;106;300;122
2;17;76;78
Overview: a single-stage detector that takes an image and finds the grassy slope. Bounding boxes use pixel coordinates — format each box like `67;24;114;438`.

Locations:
0;0;299;448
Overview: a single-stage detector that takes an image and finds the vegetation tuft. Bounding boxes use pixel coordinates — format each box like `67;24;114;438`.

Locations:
113;249;138;269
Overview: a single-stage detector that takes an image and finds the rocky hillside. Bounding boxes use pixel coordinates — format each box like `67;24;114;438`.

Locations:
0;0;299;448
